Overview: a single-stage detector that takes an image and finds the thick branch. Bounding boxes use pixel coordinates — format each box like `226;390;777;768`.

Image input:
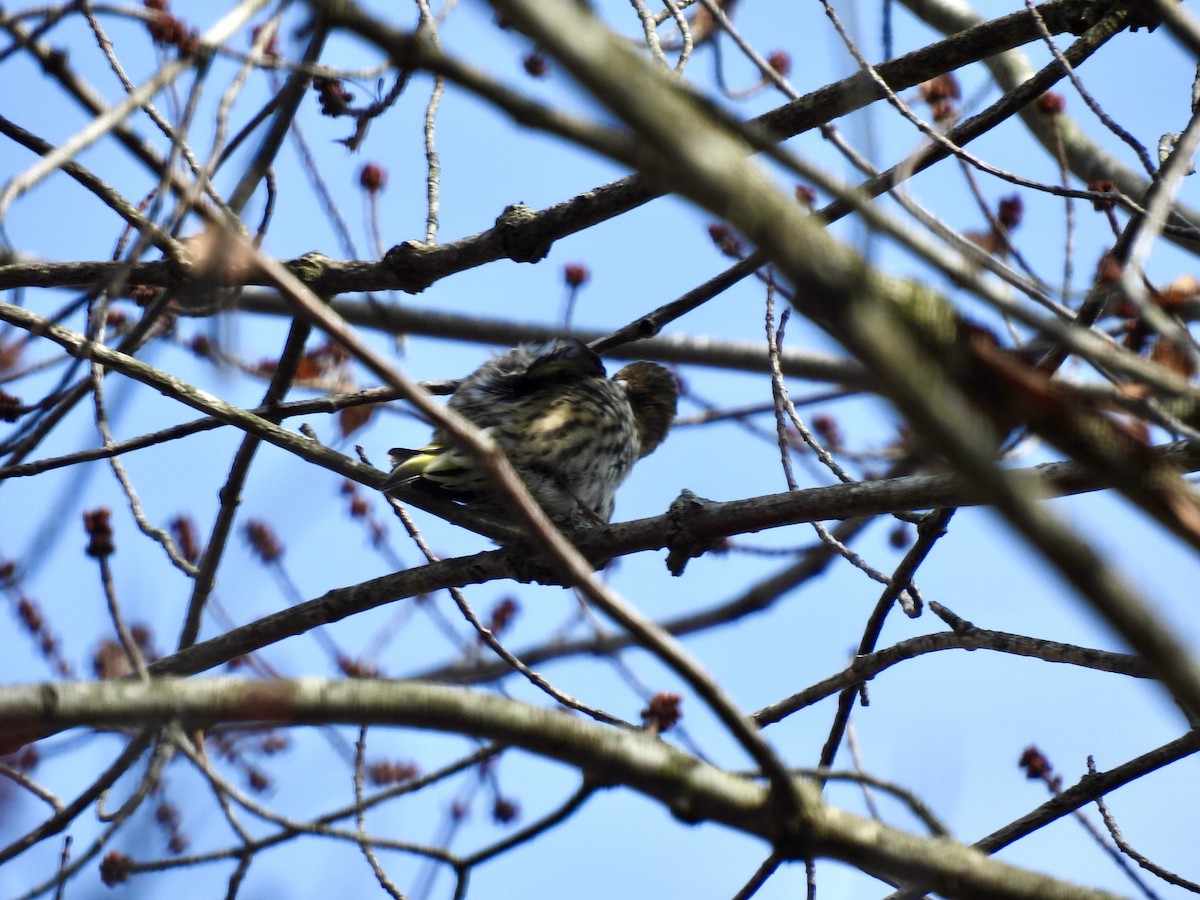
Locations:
486;0;1200;723
0;677;1126;900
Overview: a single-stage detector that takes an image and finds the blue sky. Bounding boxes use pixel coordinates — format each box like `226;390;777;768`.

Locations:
3;1;1200;897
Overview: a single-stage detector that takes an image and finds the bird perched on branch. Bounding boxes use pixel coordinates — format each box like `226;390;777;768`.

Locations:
383;339;677;526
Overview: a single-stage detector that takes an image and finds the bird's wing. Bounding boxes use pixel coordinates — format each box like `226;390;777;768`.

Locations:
519;338;606;387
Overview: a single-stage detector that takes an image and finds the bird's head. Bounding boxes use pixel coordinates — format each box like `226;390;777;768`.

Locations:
613;361;678;458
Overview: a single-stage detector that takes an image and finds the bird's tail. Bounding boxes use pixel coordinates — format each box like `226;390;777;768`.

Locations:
382;429;497;497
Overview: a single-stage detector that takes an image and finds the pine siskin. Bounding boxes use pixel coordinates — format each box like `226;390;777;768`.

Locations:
383;339;677;526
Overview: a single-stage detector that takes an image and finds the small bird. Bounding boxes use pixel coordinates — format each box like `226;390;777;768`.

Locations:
383;339;677;526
